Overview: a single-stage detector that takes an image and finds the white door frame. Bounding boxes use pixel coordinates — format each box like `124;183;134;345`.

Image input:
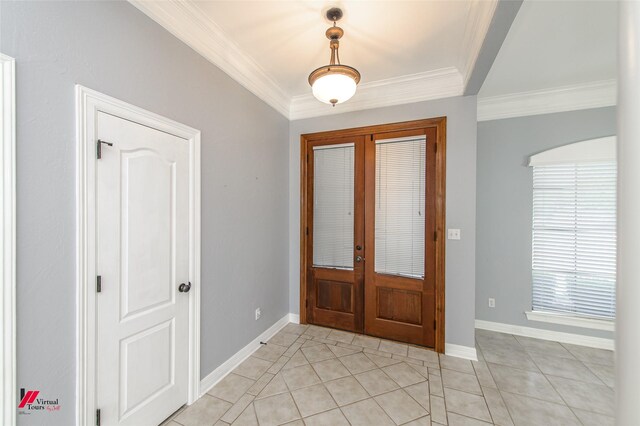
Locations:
1;53;16;426
76;85;201;426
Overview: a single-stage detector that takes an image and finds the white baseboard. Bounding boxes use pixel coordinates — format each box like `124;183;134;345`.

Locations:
445;343;478;361
288;313;300;324
199;314;291;397
475;319;614;351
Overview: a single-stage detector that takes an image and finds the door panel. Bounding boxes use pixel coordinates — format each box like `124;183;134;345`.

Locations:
120;151;175;320
120;320;174;416
96;111;189;426
306;137;365;333
364;128;437;347
377;288;422;324
314;270;354;313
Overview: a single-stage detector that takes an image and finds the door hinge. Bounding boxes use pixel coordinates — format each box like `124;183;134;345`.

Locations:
306;227;309;236
434;231;437;241
433;320;436;330
306;300;308;308
96;139;113;159
307;153;309;162
96;408;101;426
434;142;437;153
96;275;102;293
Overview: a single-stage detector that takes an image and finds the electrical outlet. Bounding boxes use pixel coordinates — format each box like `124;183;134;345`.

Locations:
255;308;261;320
488;298;495;308
448;229;461;240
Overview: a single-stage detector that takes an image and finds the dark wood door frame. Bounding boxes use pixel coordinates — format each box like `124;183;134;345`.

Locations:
299;117;447;353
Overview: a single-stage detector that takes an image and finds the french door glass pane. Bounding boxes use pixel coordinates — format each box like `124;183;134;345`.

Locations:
313;144;355;269
375;137;426;278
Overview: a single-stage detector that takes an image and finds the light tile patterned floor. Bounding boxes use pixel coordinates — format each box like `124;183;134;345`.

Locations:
163;324;615;426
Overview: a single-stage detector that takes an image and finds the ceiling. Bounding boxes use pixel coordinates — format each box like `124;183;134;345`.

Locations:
130;1;619;120
130;0;498;118
479;0;617;98
196;1;472;96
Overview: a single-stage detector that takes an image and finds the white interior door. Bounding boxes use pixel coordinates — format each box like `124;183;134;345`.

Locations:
96;111;190;426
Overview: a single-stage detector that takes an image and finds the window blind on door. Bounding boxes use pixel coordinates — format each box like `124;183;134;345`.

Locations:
532;162;617;319
375;136;426;278
313;144;355;269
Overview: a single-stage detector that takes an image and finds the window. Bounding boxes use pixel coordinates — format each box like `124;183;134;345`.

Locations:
374;136;426;278
529;137;616;323
312;143;354;269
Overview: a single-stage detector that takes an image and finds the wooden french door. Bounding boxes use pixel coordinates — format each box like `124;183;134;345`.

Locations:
305;136;365;332
302;118;445;350
363;128;437;346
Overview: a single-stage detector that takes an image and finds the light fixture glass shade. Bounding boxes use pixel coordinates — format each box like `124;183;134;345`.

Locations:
311;72;357;105
308;8;360;106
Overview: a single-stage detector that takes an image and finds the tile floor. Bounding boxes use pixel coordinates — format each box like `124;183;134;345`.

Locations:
163;324;615;426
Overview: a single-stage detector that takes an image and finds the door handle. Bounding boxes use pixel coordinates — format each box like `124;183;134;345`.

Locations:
355;256;364;263
178;282;191;293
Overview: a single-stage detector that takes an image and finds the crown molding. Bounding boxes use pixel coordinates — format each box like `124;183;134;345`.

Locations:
477;79;617;121
130;1;495;120
289;67;463;121
460;0;499;87
129;0;291;118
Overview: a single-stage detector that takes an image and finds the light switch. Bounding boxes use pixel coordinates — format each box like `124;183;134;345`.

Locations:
448;229;461;240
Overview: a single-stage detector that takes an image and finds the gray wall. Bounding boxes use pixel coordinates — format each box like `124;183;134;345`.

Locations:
476;107;616;339
289;96;478;348
1;2;289;425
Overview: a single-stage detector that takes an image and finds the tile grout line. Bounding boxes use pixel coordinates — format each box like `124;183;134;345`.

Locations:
476;335;544;375
197;325;613;426
440;352;493;423
295;344;361;426
475;341;514;426
247;328;303;424
497;388;586;411
581;361;615;389
285;382;304;424
288;334;343;422
368;374;428;424
470;356;495;425
542;371;614;419
291;342;428;423
429;368;449;425
511;329;612;418
520;336;610;388
566;405;591;426
224;327;430;424
257;327;303;425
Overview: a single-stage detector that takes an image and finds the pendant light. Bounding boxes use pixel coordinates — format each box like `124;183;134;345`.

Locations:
308;7;361;106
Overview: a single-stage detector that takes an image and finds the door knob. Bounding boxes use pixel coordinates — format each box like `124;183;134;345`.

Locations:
178;282;191;293
355;256;364;263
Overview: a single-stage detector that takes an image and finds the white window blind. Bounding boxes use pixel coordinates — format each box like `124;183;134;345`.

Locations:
312;144;354;269
532;162;617;319
375;136;426;278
